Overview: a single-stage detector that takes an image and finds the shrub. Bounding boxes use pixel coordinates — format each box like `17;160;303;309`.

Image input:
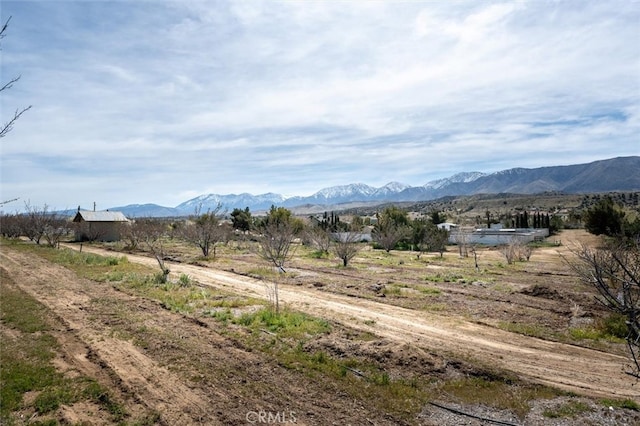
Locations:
600;313;628;339
178;274;192;286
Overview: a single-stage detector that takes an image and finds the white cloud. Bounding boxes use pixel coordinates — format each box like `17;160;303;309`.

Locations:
1;0;638;209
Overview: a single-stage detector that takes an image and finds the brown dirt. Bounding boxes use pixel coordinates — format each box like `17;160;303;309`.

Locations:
1;247;427;425
2;229;639;425
63;238;638;401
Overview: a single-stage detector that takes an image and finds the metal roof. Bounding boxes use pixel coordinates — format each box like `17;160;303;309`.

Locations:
73;210;129;222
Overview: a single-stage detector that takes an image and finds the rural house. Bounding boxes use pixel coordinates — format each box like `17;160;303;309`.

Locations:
72;209;129;242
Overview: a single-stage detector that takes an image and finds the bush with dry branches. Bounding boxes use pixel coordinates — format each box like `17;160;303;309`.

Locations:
570;239;640;378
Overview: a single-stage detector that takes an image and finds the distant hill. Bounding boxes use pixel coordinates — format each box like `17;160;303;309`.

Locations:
108;156;640;217
107;204;182;218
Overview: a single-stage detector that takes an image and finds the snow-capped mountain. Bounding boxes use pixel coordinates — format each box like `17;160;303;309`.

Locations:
374;181;412;196
423;172;486;189
106;157;640;217
308;183;377;201
176;192;286;214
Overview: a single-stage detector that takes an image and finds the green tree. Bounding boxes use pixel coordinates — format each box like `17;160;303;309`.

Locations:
411;218;430;257
430;210;445;225
549;215;564;235
230;207;252;232
373;206;410;252
411;218;448;258
265;205;292;225
426;226;449;258
584;197;625;236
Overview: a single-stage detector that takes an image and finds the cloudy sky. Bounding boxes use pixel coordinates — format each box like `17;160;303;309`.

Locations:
1;0;638;210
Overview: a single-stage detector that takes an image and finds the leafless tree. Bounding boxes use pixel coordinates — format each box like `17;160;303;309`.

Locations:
305;223;332;255
180;204;228;258
569;239;640;378
1;17;31;139
452;227;471;258
373;223;409;253
256;220;298;313
501;238;534;264
138;219;171;283
257;221;297;274
0;212;24;238
42;214;69;247
118;220;144;250
22;203;52;244
332;230;362;267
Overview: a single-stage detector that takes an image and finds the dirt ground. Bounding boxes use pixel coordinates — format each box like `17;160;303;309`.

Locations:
2;230;640;425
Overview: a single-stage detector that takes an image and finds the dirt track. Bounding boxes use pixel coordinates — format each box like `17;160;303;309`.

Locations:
56;243;640;401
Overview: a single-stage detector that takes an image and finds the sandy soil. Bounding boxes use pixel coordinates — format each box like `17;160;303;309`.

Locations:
1;248;430;425
60;243;638;401
2;230;639;425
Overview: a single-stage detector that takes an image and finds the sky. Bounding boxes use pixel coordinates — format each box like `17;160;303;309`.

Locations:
1;0;639;211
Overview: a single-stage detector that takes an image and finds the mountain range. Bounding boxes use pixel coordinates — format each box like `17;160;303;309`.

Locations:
109;156;640;217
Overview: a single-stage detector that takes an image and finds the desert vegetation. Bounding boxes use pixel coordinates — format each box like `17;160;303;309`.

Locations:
2;193;640;424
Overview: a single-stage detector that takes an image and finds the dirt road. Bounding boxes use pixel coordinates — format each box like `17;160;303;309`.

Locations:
63;244;640;401
3;246;410;425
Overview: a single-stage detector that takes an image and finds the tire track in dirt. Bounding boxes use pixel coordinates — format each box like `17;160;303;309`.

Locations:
0;249;219;425
67;244;640;401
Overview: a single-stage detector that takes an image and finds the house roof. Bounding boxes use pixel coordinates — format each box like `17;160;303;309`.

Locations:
73;210;128;223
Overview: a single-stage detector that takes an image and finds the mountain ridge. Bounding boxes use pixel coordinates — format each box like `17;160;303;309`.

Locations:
109;156;640;217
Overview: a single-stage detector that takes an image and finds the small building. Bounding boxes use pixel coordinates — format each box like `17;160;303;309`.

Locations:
72;209;129;242
463;228;549;246
331;232;373;243
437;222;458;232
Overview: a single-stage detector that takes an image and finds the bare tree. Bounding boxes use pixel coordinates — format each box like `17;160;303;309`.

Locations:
305;223;332;255
257;220;298;313
257;221;297;274
570;239;640;378
332;230;362;267
42;214;69;247
452;227;471;258
373;222;409;252
22;203;51;244
1;17;32;139
119;220;144;250
181;204;228;258
138;219;171;283
501;238;534;264
0;212;24;238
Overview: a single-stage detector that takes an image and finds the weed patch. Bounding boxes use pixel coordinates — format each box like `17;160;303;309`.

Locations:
543;400;592;418
0;271;128;423
433;376;563;419
233;308;331;339
418;286;442;296
498;321;558;340
601;398;640;411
